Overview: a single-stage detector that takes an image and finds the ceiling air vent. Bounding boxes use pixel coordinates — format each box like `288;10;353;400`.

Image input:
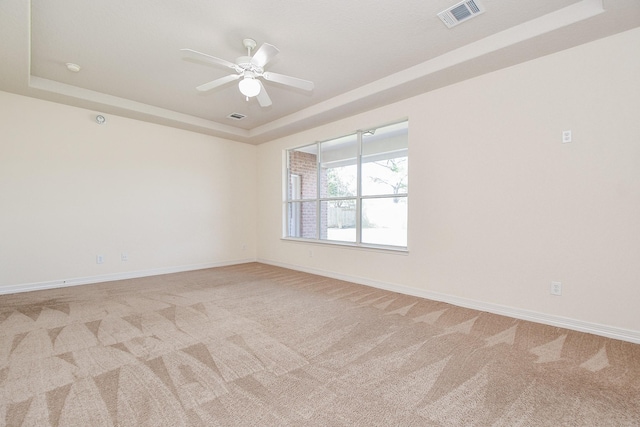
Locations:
437;0;485;28
227;113;246;120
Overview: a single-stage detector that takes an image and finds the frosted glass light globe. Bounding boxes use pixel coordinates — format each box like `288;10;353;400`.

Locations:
239;77;261;97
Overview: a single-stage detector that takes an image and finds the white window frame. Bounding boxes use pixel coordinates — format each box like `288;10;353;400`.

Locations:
283;120;408;251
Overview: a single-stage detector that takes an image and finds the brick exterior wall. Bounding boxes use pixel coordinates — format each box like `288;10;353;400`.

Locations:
288;150;328;239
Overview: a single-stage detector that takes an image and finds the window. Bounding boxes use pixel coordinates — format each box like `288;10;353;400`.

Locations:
285;120;408;249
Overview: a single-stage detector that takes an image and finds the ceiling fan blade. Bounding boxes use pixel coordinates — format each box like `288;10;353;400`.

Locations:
180;48;238;70
196;74;240;92
251;43;279;68
256;80;272;107
262;71;314;91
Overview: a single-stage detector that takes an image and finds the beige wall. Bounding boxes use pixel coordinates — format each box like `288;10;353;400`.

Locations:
0;92;257;288
257;28;640;335
1;28;638;339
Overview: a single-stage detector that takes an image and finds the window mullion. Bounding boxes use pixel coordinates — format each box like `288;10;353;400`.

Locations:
316;141;321;240
356;131;362;245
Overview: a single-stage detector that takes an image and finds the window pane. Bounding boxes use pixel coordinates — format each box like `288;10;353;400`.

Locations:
288;145;317;200
362;121;408;197
287;201;317;239
321;200;356;243
361;196;407;247
325;164;357;198
320;134;357;198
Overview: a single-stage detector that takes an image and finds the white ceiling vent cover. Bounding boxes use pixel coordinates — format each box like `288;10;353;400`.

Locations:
438;0;485;28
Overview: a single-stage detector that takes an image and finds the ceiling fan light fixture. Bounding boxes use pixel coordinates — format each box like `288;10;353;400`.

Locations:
182;38;313;108
238;77;261;97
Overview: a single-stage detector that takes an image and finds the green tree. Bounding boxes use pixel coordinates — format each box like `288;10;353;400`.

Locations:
369;158;407;202
327;167;356;208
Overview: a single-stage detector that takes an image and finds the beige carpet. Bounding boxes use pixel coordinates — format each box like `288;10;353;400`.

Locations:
1;263;639;426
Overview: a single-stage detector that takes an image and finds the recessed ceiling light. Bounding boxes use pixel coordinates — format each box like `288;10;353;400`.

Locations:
65;63;81;72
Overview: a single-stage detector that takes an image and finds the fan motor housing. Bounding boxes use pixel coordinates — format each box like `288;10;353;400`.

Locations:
236;56;263;73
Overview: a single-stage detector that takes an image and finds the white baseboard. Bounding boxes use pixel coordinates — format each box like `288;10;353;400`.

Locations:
0;258;256;295
258;258;640;345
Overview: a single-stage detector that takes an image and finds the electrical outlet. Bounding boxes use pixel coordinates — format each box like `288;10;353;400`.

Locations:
550;281;562;296
562;130;572;143
308;249;313;258
96;255;105;264
121;252;129;262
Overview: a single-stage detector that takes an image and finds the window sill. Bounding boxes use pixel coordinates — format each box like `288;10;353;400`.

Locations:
281;237;409;255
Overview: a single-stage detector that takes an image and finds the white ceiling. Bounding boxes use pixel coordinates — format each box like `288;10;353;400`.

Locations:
1;0;639;144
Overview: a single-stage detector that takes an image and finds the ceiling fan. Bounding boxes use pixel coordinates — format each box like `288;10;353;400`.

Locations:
181;38;314;107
